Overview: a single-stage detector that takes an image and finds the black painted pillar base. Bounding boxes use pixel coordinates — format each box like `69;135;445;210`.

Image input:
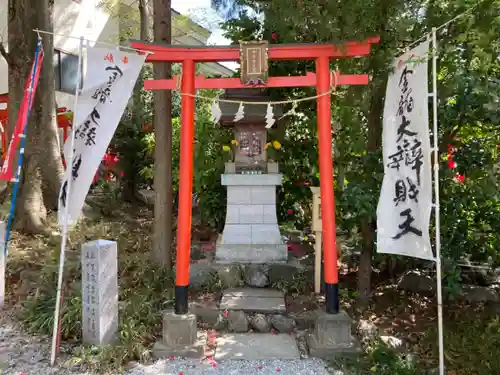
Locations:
325;282;340;314
175;285;189;315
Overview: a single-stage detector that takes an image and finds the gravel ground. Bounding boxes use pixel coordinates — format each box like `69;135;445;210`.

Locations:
0;324;83;375
125;358;344;375
0;311;87;375
1;312;346;375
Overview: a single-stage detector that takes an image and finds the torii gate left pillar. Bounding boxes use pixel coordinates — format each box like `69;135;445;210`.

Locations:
132;38;379;318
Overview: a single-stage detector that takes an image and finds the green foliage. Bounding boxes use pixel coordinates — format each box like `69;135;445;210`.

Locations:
332;339;421;375
193;100;232;228
138;118;180;189
112;64;155;192
117;0;499;263
422;307;500;374
217;0;500;269
365;341;420;375
440;170;500;265
134;86;231;228
271;269;312;294
21;244;175;372
442;262;463;298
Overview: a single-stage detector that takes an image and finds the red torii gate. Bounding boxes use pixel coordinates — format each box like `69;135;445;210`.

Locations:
131;38;380;316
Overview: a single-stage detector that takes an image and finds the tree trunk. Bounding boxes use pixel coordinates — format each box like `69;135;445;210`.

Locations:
139;0;151;42
152;0;173;267
7;0;45;234
6;1;31;159
357;81;385;307
8;0;61;234
355;1;393;307
39;0;64;212
123;0;151;201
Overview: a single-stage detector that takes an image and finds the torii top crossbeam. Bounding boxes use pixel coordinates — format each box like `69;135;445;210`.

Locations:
132;38;380;90
133;37;380;62
131;37;379;317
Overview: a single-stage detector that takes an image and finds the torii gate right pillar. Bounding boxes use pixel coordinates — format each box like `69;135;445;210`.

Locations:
316;55;339;313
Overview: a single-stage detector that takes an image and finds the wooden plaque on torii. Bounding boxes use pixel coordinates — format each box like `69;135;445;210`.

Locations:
239;40;269;86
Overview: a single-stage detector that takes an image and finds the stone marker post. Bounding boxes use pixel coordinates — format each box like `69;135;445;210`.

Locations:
81;240;118;345
310;187;322;294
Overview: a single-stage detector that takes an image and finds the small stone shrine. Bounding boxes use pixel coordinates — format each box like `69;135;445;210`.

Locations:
81;240;118;345
215;89;287;263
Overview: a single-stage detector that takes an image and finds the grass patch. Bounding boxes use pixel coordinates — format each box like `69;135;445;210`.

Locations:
331;339;421;375
332;311;500;375
337;286;500;375
5;200;176;373
421;305;500;375
4;198;500;374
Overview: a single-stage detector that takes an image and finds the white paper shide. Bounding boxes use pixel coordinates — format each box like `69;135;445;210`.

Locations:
377;42;434;260
58;48;146;227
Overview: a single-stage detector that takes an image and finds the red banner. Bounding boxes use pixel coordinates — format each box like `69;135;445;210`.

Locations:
0;46;44;181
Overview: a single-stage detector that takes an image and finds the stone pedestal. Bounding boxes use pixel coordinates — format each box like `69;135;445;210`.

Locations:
152;311;205;358
81;240;118;345
216;173;287;264
306;309;361;358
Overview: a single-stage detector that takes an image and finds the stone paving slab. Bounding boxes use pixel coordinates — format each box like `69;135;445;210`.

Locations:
220;288;286;313
214;333;300;361
223;288;284;298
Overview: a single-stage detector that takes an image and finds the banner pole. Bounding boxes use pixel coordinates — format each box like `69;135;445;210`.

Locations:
50;36;84;366
431;27;445;375
0;38;43;309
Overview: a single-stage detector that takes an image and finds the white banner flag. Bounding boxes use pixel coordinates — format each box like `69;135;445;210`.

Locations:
376;41;434;261
58;48;146;227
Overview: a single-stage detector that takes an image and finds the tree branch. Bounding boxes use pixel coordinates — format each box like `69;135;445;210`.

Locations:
0;42;12;66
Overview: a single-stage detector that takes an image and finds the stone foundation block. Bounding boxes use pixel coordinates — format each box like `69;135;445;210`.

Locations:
162;312;197;346
152;311;204;359
306;309;361;358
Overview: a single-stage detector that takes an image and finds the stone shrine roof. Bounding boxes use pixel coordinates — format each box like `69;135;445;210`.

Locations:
219;88;283;126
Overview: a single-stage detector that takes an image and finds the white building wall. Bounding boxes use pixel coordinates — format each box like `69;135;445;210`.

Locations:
0;0;232;112
0;0;119;109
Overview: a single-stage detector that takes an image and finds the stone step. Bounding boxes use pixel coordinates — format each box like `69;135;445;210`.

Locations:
220;287;286;314
214;332;301;361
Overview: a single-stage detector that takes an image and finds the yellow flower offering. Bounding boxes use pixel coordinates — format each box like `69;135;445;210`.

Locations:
272;140;281;150
223;145;230;152
231;139;239;146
